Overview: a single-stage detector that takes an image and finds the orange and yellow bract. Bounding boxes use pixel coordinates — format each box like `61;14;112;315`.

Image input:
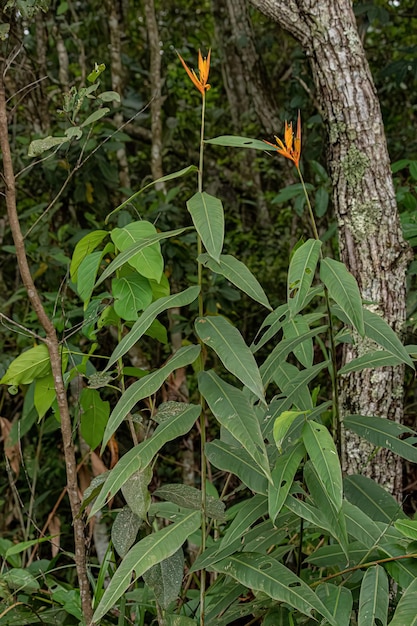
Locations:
265;111;301;168
177;49;211;96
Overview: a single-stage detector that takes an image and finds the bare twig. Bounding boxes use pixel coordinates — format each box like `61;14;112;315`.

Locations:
0;79;94;624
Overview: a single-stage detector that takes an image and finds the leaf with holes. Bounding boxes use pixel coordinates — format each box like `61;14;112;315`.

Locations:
269;442;305;523
358;565;389;626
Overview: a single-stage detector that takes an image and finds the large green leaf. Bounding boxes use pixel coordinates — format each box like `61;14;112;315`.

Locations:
80;388;110;450
95;228;188;287
91;403;201;516
220;495;268;550
273;410;306;453
260;326;327;385
112;273;153;320
205;440;268;495
105;165;198;222
274;361;329;411
358;565;389;626
1;344;51;386
105;286;200;370
316;584;353;626
302;420;342;512
195;316;264;402
111;221;163;282
205;135;275;150
320;257;364;336
394;519;417;541
288;239;322;316
344;474;406;523
34;373;56;418
339;349;405;374
212;553;338;625
70;230;108;282
143;549;184;610
92;510;201;622
343;501;382;548
111;506;142;558
251;303;289;353
282;316;313;368
198;253;271;310
344;415;417;463
304;461;349;557
199;370;270;480
77;243;113;306
101;344;201;449
362;309;414;368
388;578;417;625
268;443;305;523
306;541;375;569
121;466;152;518
154;484;225;520
187;191;224;262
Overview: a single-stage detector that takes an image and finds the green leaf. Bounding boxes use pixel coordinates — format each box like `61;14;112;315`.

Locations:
143;549;184;609
388;578;417;625
273;411;306;453
220;495;268;550
344;415;417;463
187;192;224;262
260;325;328;385
70;230;108;282
205;135;275;150
112;274;153;320
362;309;414;369
80;107;110;127
199;370;271;481
1;344;51;386
154;484;225;520
105;286;200;370
358;565;389;626
272;182;315;204
316;584;353;626
34;373;56;418
1;568;40;593
288;239;322;316
282;316;313;368
273;361;329;411
92;510;201;622
268;443;305;523
95;228;188;286
302;420;342;512
28;135;68;157
111;506;142;557
106;166;198;222
343;501;381;548
212;553;337;625
198;253;271;310
77;246;112;307
80;388;110;450
320;257;364;336
394;519;417;541
91;404;201;516
111;221;163;282
344;474;406;524
304;461;349;557
251;303;289;353
101;345;201;450
121;466;152;518
205;440;268;495
195;316;264;403
339;349;404;374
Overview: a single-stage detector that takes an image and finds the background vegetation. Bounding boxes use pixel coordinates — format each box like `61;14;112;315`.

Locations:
2;0;417;624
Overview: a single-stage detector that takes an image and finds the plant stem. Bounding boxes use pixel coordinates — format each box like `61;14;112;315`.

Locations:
0;80;93;625
197;93;207;626
297;166;342;456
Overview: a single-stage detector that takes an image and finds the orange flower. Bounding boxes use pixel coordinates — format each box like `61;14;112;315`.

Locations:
177;49;211;95
265;111;301;168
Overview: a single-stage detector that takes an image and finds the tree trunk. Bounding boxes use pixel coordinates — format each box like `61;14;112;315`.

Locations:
249;0;411;495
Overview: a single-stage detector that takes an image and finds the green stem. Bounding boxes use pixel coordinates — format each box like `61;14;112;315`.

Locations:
198;93;207;626
296;166;342;456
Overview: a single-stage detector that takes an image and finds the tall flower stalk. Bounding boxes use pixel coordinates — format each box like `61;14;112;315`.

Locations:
178;48;211;624
266;115;342;453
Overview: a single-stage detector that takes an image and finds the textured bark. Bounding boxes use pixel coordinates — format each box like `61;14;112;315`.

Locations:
104;0;131;190
143;0;165;190
249;0;410;495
